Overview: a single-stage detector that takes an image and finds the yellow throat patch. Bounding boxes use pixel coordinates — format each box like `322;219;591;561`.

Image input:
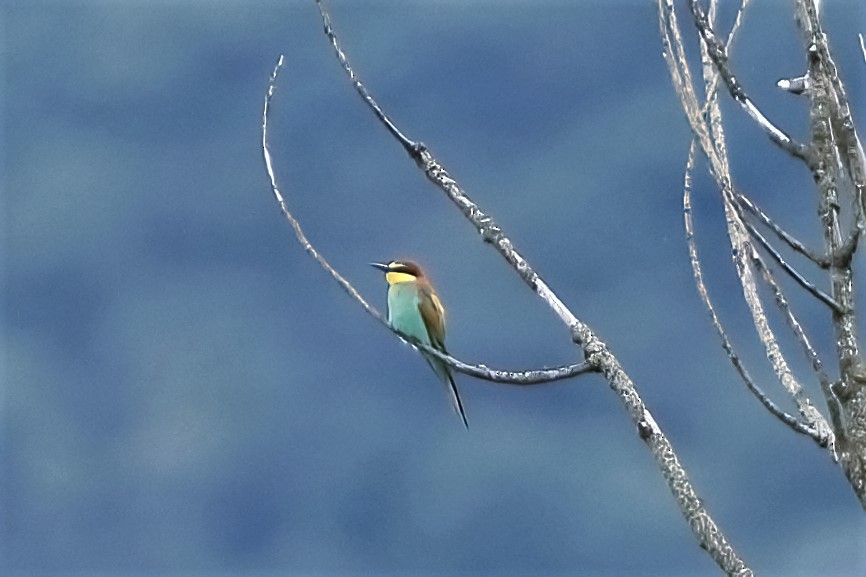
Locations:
385;271;417;285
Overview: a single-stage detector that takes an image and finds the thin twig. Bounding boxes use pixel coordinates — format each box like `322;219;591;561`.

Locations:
409;339;596;385
262;55;594;387
737;210;842;312
317;1;414;152
734;192;828;267
262;55;379;319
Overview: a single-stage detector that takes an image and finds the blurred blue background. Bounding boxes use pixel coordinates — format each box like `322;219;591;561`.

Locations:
4;0;866;575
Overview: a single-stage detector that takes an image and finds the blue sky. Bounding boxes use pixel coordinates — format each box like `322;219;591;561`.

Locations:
3;1;866;575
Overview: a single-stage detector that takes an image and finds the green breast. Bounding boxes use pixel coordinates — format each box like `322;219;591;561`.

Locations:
387;283;431;345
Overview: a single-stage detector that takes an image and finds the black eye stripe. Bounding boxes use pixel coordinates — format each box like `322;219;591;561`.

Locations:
390;262;422;276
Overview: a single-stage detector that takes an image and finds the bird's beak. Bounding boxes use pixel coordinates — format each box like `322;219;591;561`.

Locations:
369;262;390;272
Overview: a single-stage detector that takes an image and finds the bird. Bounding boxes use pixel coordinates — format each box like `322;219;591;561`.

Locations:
370;260;468;428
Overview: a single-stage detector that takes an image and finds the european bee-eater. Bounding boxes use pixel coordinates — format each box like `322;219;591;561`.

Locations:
370;260;468;428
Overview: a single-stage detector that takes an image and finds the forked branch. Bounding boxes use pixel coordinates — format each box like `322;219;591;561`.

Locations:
261;55;594;387
307;1;753;574
686;0;811;163
736;207;842;313
660;0;834;448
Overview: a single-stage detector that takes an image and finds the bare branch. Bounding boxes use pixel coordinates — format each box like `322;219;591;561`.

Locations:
797;0;858;365
704;50;819;443
686;0;812;163
796;0;866;508
317;1;753;574
698;9;835;295
666;0;832;448
261;54;593;388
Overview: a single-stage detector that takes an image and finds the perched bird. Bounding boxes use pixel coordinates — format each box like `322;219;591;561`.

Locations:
370;260;468;428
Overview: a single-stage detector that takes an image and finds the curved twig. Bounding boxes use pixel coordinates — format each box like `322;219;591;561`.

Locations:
406;337;595;385
262;55;378;318
683;142;825;444
262;54;594;387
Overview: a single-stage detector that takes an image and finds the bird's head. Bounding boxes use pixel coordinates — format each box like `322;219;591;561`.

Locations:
370;260;425;285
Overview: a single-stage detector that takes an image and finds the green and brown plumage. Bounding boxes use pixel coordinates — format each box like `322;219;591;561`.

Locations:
370;260;468;428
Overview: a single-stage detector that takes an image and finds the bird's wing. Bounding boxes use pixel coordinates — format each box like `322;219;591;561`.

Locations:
417;285;467;428
417;283;447;350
